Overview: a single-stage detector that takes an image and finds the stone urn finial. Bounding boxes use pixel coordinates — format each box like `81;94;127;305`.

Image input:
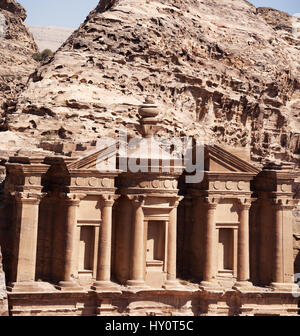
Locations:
138;96;160;118
137;97;162;138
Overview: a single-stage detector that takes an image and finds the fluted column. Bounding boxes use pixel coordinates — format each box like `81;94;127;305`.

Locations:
164;197;182;289
127;196;147;287
200;197;219;287
234;199;253;288
57;194;85;290
92;194;119;291
9;192;44;291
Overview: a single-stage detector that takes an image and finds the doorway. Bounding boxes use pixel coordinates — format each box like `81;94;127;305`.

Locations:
145;220;166;287
146;221;165;263
218;228;234;273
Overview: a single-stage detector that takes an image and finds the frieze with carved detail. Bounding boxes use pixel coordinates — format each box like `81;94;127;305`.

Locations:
117;174;179;192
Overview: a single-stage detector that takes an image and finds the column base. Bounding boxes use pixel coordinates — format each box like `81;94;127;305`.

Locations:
232;281;253;290
162;280;183;290
270;282;296;292
91;281;121;292
7;281;52;293
55;280;83;291
199;280;221;290
126;280;149;290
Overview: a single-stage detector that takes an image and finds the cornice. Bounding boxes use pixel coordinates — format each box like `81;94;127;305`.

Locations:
6;163;50;175
204;171;256;180
69;169;119;177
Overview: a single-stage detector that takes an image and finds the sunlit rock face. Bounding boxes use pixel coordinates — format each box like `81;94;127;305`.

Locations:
0;247;8;316
0;0;26;20
1;0;300;166
0;0;37;140
0;13;6;37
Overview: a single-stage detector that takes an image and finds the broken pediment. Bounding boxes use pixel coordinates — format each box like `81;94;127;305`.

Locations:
205;145;260;174
67;143;117;171
65;142;260;176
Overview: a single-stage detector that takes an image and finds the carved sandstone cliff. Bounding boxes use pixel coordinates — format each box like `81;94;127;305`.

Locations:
0;247;8;316
1;0;300;166
0;0;37;141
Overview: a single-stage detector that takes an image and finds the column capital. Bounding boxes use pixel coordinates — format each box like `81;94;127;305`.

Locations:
236;198;256;210
170;196;183;208
64;193;86;206
272;197;298;210
100;194;119;207
11;191;45;205
127;195;145;209
41;193;55;204
203;197;220;209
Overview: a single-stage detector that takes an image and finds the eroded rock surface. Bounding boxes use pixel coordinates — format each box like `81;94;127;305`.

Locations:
2;0;299;165
0;247;8;316
0;0;37;135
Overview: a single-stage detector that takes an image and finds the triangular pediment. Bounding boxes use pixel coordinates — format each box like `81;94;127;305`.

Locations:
67;142;259;174
67;138;183;172
67;144;117;170
205;145;259;173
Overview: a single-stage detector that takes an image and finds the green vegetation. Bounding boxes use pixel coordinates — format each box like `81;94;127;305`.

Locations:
32;49;54;62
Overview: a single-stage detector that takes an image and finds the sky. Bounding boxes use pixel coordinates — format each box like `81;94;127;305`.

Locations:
18;0;99;28
18;0;300;29
250;0;300;14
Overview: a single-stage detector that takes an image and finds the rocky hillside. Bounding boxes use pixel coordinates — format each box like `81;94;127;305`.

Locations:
1;0;300;166
29;26;74;52
0;0;37;142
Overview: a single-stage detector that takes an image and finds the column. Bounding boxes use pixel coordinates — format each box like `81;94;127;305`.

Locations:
51;193;65;283
182;197;193;277
92;194;118;290
273;201;283;285
9;192;43;291
127;196;146;287
41;196;54;280
270;198;296;289
164;198;181;288
234;199;252;288
250;200;260;284
57;194;84;290
200;197;219;287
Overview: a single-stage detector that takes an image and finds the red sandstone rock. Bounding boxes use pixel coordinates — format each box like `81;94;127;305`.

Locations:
0;0;37;133
1;0;298;166
0;247;8;316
